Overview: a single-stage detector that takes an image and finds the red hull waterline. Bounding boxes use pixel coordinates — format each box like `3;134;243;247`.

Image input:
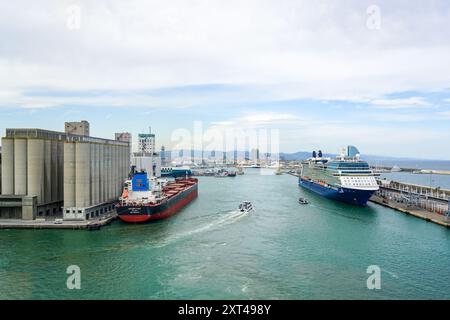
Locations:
117;186;198;223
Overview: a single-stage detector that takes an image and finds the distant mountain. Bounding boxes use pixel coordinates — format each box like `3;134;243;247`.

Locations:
162;149;448;165
279;151;429;162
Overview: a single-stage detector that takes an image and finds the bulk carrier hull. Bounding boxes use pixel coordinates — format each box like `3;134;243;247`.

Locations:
117;179;198;223
299;177;375;206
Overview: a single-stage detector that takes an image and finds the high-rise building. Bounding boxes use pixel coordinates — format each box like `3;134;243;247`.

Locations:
251;148;260;164
160;145;166;165
138;133;155;154
166;148;172;165
132;130;161;177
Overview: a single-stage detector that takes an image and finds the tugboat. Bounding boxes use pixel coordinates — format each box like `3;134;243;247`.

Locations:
116;171;198;223
298;197;309;205
238;201;254;213
215;169;229;177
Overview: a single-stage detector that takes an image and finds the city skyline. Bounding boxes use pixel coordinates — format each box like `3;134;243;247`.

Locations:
1;1;450;159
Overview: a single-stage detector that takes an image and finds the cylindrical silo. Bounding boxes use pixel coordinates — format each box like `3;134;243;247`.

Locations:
63;142;76;208
107;144;112;201
14;138;27;195
50;140;58;203
98;143;105;203
75;142;91;208
122;145;126;181
112;145;118;198
27;139;44;203
116;145;121;197
104;144;109;201
92;143;99;206
109;144;114;200
119;145;123;183
57;141;64;201
43;140;52;204
1;138;15;195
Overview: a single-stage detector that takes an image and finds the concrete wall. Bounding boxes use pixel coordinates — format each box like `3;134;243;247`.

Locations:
63;142;76;207
75;142;91;208
1;129;129;221
1;138;14;195
13;138;27;195
15;138;63;205
1;136;65;219
63;141;130;220
27;139;44;203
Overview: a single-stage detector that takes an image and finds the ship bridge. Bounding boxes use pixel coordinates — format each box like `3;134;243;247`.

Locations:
327;161;373;175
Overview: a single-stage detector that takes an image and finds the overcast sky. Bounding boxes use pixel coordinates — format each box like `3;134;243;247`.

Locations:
1;1;450;159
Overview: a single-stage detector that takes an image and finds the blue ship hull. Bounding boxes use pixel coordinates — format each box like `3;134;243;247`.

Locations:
299;178;375;206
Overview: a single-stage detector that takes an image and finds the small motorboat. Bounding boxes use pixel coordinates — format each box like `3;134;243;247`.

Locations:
298;197;309;205
238;201;254;212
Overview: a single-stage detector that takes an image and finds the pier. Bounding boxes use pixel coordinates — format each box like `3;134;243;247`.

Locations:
290;171;450;228
370;179;450;228
371;165;450;175
0;212;117;230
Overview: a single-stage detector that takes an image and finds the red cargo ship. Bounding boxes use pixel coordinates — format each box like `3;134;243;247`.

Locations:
116;172;198;223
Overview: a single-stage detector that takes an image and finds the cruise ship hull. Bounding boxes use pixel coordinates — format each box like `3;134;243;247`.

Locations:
299;177;375;206
116;180;198;223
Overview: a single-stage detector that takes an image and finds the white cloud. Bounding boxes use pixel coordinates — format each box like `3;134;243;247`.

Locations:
1;1;450;107
438;111;450;119
211;112;303;129
370;97;430;109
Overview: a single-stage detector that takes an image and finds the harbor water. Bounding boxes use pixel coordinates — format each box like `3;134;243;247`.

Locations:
381;172;450;190
1;169;450;299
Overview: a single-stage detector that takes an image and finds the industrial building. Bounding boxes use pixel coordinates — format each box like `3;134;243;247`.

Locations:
115;132;132;144
138;132;155;154
0;122;130;221
65;120;90;136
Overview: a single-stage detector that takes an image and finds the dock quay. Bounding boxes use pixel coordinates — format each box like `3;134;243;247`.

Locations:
289;171;450;228
0;212;117;230
370;179;450;228
370;195;449;228
371;165;450;175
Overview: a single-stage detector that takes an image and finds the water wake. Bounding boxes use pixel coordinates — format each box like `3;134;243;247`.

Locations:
152;209;251;248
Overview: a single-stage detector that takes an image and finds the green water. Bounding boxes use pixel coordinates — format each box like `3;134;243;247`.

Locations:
1;170;450;300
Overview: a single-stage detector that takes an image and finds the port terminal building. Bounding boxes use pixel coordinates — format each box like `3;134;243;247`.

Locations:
0;122;130;221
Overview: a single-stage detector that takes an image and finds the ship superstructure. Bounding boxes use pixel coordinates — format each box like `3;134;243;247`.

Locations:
299;146;379;206
116;171;198;223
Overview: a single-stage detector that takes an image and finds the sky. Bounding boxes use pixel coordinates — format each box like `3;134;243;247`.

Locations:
1;0;450;159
